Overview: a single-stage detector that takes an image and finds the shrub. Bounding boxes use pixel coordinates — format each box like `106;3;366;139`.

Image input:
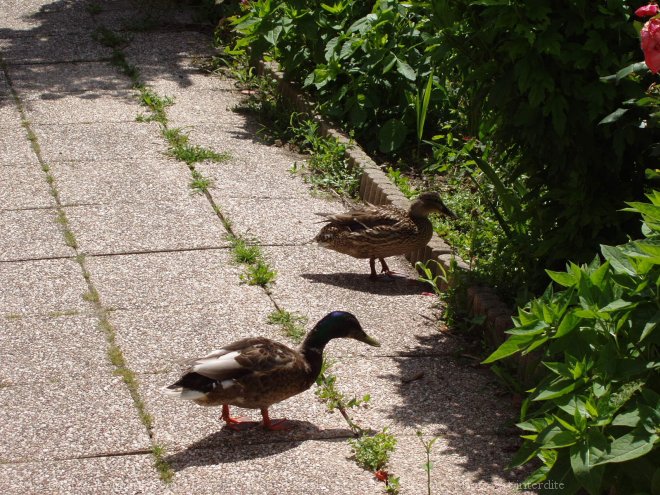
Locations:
483;191;660;494
427;0;653;268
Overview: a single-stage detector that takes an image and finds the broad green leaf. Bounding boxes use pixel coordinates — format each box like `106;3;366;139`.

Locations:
378;118;407;153
537;425;578;449
263;25;282;46
589;260;609;287
546;270;576;287
554;311;581;338
593;429;658;465
570;433;606;495
522;335;549;355
321;2;345;14
615;61;649;80
506;320;549;335
601;245;636;275
599;107;628;125
612;409;642;427
554;415;579;433
635;239;660;258
533;379;579;401
641;310;660;342
482;333;536;363
599;299;634;313
507;441;539;469
381;53;396;74
543;361;570;377
395;57;416;81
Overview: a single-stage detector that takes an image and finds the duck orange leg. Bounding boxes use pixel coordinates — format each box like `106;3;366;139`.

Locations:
221;404;258;431
260;407;290;431
378;258;403;280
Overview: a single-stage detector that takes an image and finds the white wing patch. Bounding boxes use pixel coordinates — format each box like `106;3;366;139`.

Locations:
161;386;206;400
191;350;243;377
220;379;236;389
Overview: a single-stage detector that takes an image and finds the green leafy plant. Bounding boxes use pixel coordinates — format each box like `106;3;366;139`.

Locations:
189;169;214;194
349;427;398;473
242;259;276;288
416;431;440;495
267;309;308;343
483;192;660;494
289;117;361;197
228;235;260;264
315;358;370;434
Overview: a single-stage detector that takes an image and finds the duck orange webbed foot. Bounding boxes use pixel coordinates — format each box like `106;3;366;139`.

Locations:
261;408;292;431
221;405;259;431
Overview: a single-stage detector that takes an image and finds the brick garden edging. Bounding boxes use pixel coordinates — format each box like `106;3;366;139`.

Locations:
255;61;514;343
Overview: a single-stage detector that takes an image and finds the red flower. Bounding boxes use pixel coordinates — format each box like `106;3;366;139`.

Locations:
641;18;660;73
374;470;389;482
636;3;660;17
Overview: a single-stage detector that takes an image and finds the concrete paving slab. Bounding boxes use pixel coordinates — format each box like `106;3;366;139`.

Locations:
0;258;90;316
164;439;379;495
125;30;212;65
0;96;19;122
0;79;8;99
0;5;95;37
10;62;134;100
328;356;516;438
157;86;249;126
0;123;37;168
0;454;164;495
390;433;521;495
0;208;73;261
109;300;278;374
217;195;347;245
0;0;92;19
1;32;111;64
94;5;201;32
84;249;252;310
0;374;151;462
197;148;314;199
0;313;107;384
51;159;196;205
140;62;237;94
184;122;306;174
0;165;54;209
22;90;138;124
32;121;165;162
64;199;228;255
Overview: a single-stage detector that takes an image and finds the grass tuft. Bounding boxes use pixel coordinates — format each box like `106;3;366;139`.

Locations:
228;235;260;264
267;309;308;343
152;444;175;483
189;169;214;193
161;127;188;147
137;87;173;124
86;3;102;15
82;289;100;303
169;143;230;165
92;27;130;49
242;260;277;288
48;309;80;318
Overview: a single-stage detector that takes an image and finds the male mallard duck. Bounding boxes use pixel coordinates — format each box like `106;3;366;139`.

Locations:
163;311;379;431
315;192;457;279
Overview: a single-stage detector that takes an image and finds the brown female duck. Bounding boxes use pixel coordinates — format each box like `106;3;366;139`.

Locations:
315;192;456;279
163;311;379;431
